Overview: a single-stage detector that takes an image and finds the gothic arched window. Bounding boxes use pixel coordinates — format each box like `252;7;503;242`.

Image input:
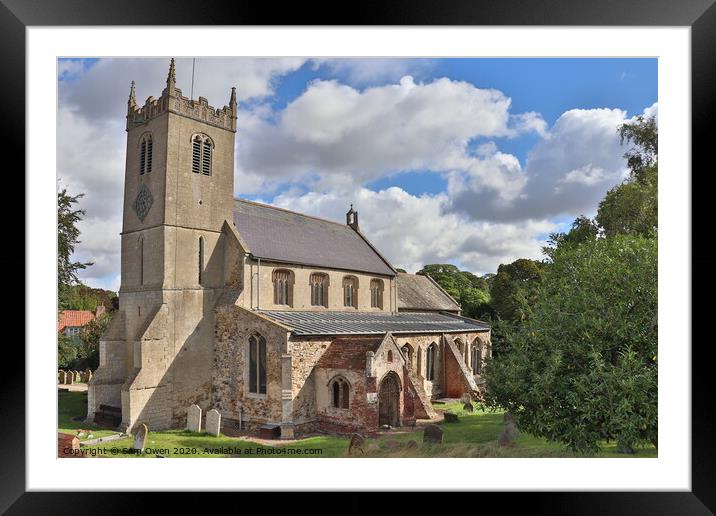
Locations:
330;376;350;409
248;333;267;395
273;269;292;306
370;278;384;309
343;276;358;308
426;343;436;381
471;341;482;374
139;134;153;175
310;273;328;307
191;134;213;176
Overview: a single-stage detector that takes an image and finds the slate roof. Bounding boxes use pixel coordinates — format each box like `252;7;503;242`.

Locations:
233;199;395;276
397;272;461;312
57;310;95;332
315;335;384;369
259;310;489;336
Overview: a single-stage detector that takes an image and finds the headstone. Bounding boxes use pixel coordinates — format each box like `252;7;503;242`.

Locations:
384;439;402;451
443;411;459;423
463;402;474;413
497;412;519;447
206;409;221;436
423;424;444;444
74;371;81;382
66;372;74;385
58;370;66;384
348;433;365;455
186;404;202;432
58;370;64;383
406;440;418;450
86;370;92;382
132;423;148;453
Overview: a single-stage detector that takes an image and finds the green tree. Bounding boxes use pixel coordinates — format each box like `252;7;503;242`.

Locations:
543;215;599;259
484;235;657;453
417;264;492;319
489;258;545;323
79;313;113;370
58;188;93;308
596;115;658;238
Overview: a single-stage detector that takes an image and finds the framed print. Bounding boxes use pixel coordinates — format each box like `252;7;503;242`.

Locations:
7;0;713;512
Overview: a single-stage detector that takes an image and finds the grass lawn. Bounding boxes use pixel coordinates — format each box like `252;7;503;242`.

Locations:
58;390;120;441
59;390;656;458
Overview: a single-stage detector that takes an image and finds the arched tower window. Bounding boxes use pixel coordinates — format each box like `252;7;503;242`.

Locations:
310;273;328;307
139;134;153;175
198;237;204;285
330;376;350;409
471;341;482;374
343;276;358;308
370;278;384;309
273;269;293;306
248;333;267;395
426;343;436;381
191;134;213;176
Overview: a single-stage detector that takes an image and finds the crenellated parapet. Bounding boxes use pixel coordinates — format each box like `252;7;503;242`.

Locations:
126;58;237;132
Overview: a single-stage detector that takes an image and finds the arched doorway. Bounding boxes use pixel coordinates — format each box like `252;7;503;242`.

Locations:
378;372;401;427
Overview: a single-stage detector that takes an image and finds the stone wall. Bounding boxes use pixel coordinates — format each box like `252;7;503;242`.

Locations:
213;305;289;430
241;259;397;313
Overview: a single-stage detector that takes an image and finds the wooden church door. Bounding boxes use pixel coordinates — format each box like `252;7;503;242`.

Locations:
378;373;400;427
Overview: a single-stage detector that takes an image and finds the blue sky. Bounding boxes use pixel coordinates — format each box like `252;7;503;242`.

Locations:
57;57;657;290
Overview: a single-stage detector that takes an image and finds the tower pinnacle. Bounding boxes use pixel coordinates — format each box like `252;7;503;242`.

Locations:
128;80;137;109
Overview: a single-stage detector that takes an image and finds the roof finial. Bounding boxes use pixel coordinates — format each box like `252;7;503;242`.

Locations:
128;80;137;108
167;58;176;85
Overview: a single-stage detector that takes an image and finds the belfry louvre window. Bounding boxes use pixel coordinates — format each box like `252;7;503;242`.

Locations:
273;269;292;306
139;134;153;175
330;377;350;409
370;279;384;309
310;273;328;307
248;333;267;395
343;276;358;308
191;134;213;176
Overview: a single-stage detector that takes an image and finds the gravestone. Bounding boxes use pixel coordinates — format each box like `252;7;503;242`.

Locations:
57;370;64;383
348;433;365;455
132;423;148;453
86;370;92;382
66;372;74;385
497;412;519;447
384;439;402;451
423;424;444;444
463;402;474;413
206;409;221;436
443;412;459;423
74;371;82;382
186;404;202;432
406;440;418;450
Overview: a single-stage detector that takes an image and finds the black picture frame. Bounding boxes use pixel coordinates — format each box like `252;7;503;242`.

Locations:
6;0;711;512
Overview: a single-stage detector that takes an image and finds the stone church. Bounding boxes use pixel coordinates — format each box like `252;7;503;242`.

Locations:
87;60;491;438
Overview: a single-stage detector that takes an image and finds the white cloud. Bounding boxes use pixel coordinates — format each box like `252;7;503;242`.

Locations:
448;107;635;221
313;58;437;86
237;75;545;192
271;186;555;275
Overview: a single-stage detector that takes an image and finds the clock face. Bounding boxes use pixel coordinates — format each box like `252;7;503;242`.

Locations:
133;183;154;222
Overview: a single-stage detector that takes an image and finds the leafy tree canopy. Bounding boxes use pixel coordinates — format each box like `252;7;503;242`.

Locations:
489;258;546;323
484;235;657;453
58;188;93;308
416;264;492;319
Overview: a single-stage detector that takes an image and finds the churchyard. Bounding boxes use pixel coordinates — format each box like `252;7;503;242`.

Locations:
58;389;656;458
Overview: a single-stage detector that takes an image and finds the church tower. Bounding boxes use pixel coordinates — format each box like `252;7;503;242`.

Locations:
88;59;238;431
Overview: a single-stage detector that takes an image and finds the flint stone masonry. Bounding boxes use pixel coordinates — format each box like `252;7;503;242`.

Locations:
206;409;221;436
187;404;202;432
